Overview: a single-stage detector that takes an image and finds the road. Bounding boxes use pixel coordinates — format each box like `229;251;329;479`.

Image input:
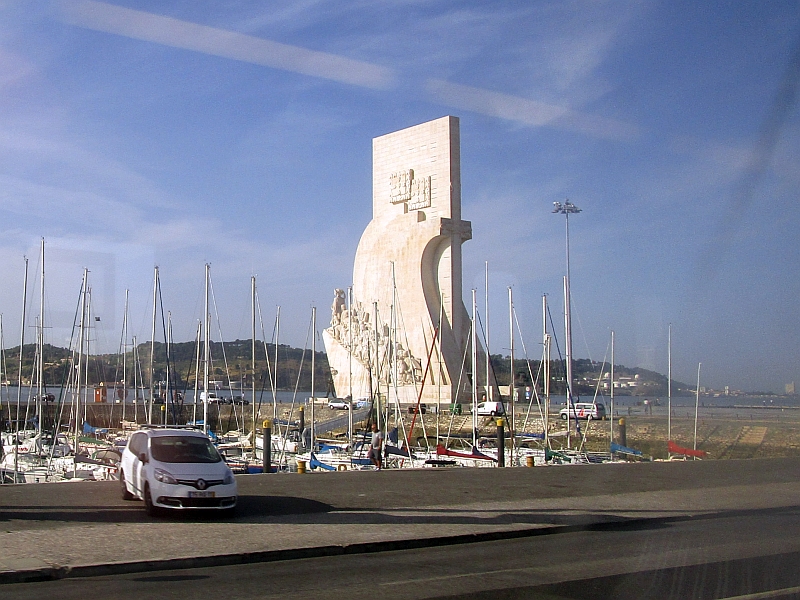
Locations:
4;504;800;599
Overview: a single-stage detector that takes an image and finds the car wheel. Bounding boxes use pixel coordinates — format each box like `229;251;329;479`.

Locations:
560;413;568;420
144;483;160;517
120;471;134;501
490;411;497;417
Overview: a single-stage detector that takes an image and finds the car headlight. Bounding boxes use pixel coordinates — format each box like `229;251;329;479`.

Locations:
154;468;177;484
223;470;234;485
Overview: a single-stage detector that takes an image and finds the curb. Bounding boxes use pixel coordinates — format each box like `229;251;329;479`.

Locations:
0;515;682;585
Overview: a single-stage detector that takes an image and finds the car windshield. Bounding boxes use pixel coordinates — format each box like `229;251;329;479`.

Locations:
150;436;221;464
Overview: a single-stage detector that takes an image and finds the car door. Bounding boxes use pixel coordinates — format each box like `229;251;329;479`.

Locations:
128;432;147;497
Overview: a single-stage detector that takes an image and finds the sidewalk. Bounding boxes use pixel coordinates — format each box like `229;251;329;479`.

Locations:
1;458;798;584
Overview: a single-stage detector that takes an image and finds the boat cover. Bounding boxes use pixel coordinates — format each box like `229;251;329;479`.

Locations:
309;452;336;471
667;440;707;458
610;442;642;455
435;444;496;461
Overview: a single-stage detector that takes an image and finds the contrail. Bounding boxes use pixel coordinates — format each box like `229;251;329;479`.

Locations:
53;0;641;141
54;0;395;90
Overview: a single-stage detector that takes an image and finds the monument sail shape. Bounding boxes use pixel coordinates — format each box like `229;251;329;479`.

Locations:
324;116;473;405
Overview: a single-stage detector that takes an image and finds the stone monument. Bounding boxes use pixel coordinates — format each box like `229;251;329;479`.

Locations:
323;116;473;405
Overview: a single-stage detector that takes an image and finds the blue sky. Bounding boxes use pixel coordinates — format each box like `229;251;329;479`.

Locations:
0;1;798;393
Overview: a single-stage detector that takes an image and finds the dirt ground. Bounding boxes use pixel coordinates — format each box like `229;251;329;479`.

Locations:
382;406;800;461
248;403;800;461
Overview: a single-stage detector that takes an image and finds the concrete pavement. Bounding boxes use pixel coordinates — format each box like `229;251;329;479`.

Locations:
1;457;799;584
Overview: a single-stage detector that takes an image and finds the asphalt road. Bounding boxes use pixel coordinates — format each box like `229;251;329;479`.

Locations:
4;504;800;599
3;458;800;597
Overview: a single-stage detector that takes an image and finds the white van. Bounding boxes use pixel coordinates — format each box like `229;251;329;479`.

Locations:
559;402;606;420
473;401;505;416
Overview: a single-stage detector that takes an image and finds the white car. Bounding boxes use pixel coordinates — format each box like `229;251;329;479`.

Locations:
328;399;350;410
120;427;237;516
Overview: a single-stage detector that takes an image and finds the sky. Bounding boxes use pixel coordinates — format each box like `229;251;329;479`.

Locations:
0;1;798;393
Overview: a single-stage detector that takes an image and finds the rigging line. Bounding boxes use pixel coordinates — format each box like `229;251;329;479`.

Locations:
255;295;277;439
579;339;610;452
182;324;200;400
570;297;595;366
157;278;180;424
277;313;311;466
111;293;128;402
547;303;581;437
512;307;546;438
546;304;573;401
475;310;502;398
255;301;270;425
385;284;417;454
209;276;240;432
404;325;440;463
261;319;279;448
445;320;472;447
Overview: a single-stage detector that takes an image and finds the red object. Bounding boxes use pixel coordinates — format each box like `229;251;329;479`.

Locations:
435;444;495;461
668;440;707;458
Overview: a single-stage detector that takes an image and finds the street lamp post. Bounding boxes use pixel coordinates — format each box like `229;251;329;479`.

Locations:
553;200;581;446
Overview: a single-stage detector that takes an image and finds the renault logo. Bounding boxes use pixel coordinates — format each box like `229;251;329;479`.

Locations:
196;479;207;490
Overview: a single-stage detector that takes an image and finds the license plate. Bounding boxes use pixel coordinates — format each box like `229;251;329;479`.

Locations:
188;491;215;498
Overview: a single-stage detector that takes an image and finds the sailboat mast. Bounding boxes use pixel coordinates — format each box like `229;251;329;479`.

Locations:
203;264;210;435
564;276;572;448
132;336;139;422
84;287;92;426
542;294;549;449
485;261;490;402
508;286;514;463
121;289;129;424
251;276;256;449
192;322;201;425
694;362;701;453
437;295;443;448
148;266;158;424
273;306;280;421
471;288;478;448
668;323;672;447
15;256;28;474
610;330;615;448
373;301;381;431
391;263;398;423
165;311;172;425
347;287;353;446
311;306;316;452
74;268;88;476
38;239;44;444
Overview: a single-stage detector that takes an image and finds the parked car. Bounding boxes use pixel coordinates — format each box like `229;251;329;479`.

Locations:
232;396;249;405
328;398;350;410
559;402;606;420
120;427;237;516
408;403;427;414
473;401;505;416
